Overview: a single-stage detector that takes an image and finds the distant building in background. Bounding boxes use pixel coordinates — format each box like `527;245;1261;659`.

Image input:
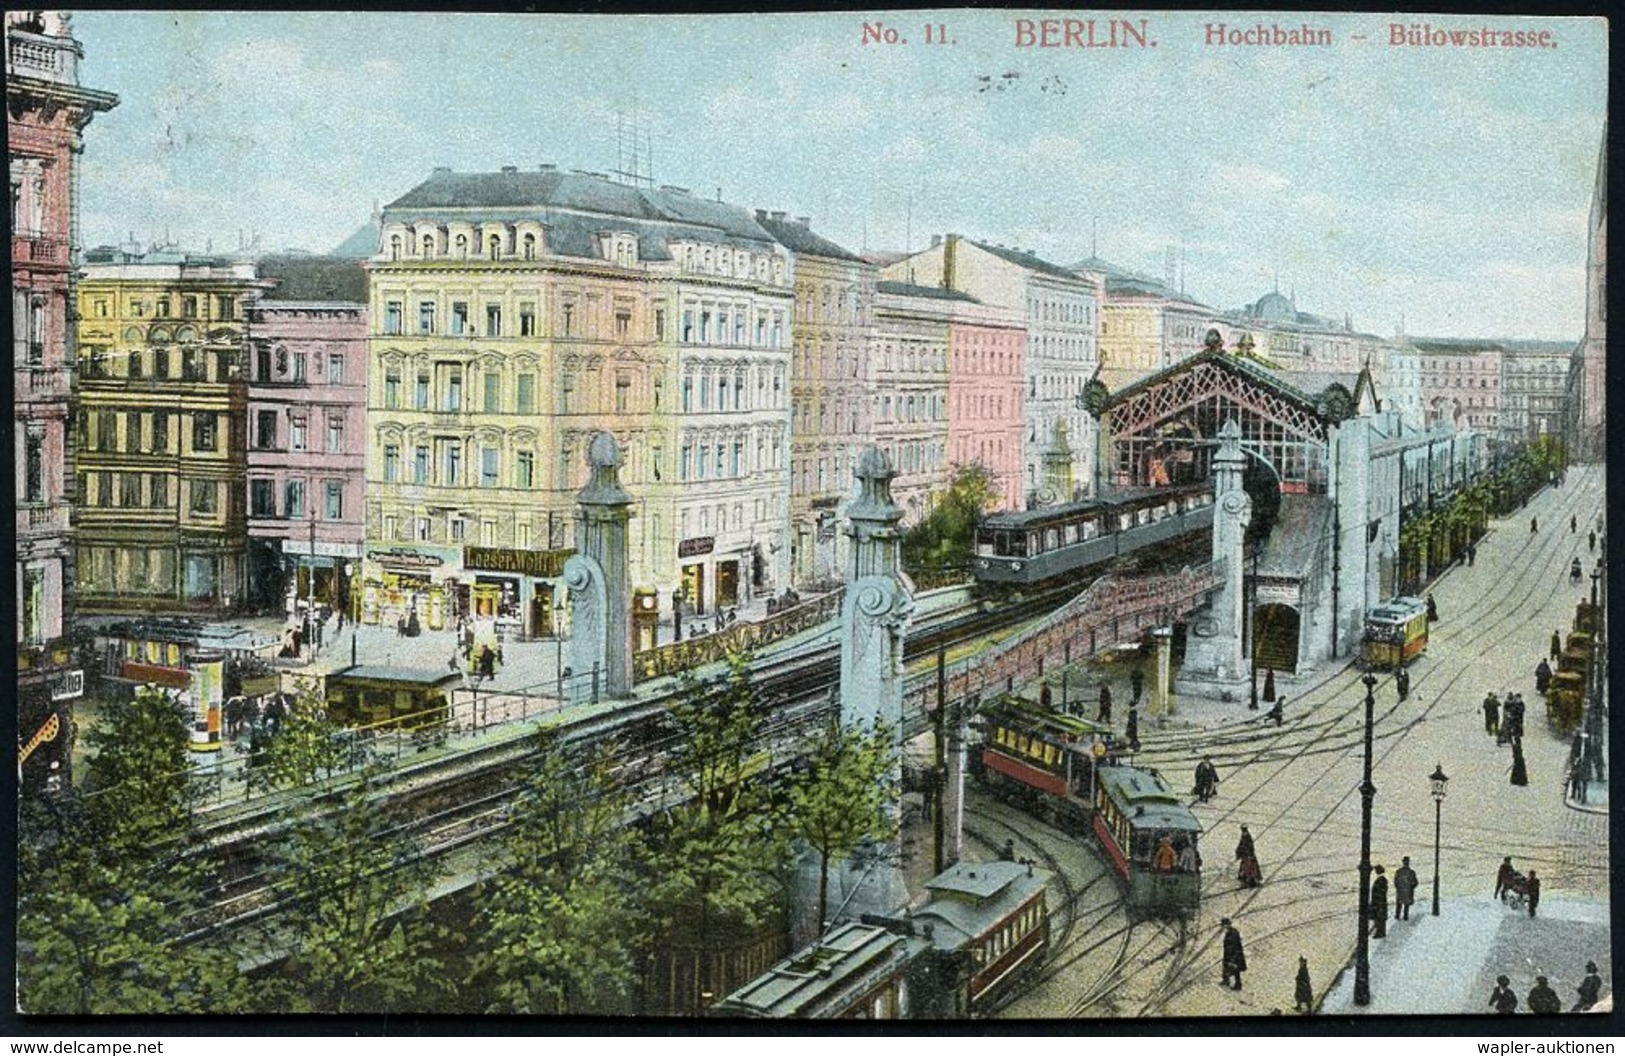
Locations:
9;9;118;790
1411;339;1504;435
363;167;794;635
1498;341;1573;445
1069;255;1213;391
882;235;1102;507
1568;122;1606;462
1375;340;1424;431
943;292;1026;514
244;255;369;617
755;211;876;587
75;248;272;615
1214;288;1385;378
871;281;953;522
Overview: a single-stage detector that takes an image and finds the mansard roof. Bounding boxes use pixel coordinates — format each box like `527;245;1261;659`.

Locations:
754;212;863;262
968;239;1079;281
875;279;979;303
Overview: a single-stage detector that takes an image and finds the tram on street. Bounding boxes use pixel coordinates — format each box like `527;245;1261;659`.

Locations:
1361;596;1430;670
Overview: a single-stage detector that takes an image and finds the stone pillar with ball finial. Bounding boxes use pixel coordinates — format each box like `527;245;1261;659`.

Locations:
564;431;633;702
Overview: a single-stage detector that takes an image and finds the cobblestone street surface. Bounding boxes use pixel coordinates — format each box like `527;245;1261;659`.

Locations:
995;466;1610;1019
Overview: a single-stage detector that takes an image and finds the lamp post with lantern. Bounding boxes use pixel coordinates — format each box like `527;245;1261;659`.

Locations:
1354;671;1378;1006
1429;763;1448;916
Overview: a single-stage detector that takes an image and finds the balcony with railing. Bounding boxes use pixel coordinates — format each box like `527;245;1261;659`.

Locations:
18;502;70;537
11;233;71;269
6;27;79;87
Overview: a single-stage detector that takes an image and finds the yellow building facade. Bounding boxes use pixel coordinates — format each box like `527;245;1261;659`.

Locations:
363;168;794;637
74;250;271;613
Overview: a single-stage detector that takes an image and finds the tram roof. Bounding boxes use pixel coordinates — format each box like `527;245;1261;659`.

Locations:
979;483;1204;529
913;860;1052;951
329;665;462;688
713;922;924;1018
982;694;1111;739
1096;765;1202;833
1367;596;1427;622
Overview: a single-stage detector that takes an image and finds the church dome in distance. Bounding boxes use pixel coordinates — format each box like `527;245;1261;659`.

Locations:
1251;291;1295;321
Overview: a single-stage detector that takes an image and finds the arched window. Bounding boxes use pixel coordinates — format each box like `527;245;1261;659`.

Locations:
421;233;436;257
488;235;501;260
390;235;402;261
454;234;468;258
522;233;536;260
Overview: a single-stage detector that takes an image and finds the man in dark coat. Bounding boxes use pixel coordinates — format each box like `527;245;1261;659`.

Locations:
1531;516;1539;534
1489;976;1518;1014
1571;514;1578;533
1526;869;1541;917
1495;857;1517;900
1426;593;1439;622
1039;683;1053;710
1467;541;1477;566
1528;976;1561;1015
1511;738;1529;786
1130;666;1145;703
1482;692;1500;736
1294;956;1313;1013
1575;961;1603;1011
1589;530;1597;553
1126;704;1140;750
1369;866;1389;937
1097;683;1113;724
1393;857;1419;920
1220;919;1246;990
1262;667;1276;703
1504;695;1525;741
1552;630;1564;660
1395;667;1410;703
1266;695;1285;727
1194;757;1219;802
1535;658;1553;695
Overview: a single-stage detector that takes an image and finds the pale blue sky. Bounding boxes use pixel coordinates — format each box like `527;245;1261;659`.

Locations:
72;10;1605;340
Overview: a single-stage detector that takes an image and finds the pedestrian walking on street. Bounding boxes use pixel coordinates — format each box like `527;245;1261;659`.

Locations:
1551;629;1564;660
1426;593;1438;623
1294;956;1314;1013
1482;692;1501;736
1194;757;1219;802
1040;683;1053;711
1531;516;1539;535
1571;557;1584;586
1126;704;1140;750
1262;667;1276;703
1468;541;1477;566
1571;514;1579;534
1588;530;1597;553
1266;696;1284;727
1236;826;1262;887
1394;857;1419;920
1526;869;1541;917
1220;919;1247;990
1575;962;1604;1011
1369;866;1389;938
1528;976;1561;1015
1511;737;1529;786
1097;683;1113;724
1490;976;1519;1014
1395;667;1410;703
1535;658;1553;695
1570;764;1589;805
1495;857;1517;900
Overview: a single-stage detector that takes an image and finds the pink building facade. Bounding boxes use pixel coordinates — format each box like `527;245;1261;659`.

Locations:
947;300;1026;513
245;294;368;617
9;10;117;790
1415;341;1503;433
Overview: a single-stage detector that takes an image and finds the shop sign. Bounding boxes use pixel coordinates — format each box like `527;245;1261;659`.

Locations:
281;538;363;559
463;546;574;578
678;536;715;558
367;546;446;571
810;496;841;510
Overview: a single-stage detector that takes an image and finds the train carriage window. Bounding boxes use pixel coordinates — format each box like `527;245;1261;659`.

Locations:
1138;508;1152;526
1045;528;1059;551
1118;513;1132;531
1082;519;1098;541
1065;523;1078;544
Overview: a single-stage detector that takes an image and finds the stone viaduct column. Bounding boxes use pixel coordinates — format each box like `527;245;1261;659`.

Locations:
1180;418;1250;690
564;432;632;703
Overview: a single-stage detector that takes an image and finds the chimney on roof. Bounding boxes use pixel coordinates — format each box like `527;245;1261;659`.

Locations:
930;234;941;248
796;216;810;227
771;211;787;221
501;165;517;173
538;163;556;171
755;209;768;221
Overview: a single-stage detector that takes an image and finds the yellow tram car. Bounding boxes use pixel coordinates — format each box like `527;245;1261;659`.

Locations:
1361;596;1429;670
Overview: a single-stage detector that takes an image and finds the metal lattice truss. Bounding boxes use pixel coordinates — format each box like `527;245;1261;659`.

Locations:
1106;360;1329;490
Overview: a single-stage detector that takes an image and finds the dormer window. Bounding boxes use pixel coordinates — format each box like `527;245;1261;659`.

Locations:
421;233;436;257
389;235;402;260
454;234;468;258
488;235;501;260
522;233;536;260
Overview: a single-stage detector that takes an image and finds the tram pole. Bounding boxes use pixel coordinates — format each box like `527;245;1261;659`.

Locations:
934;644;947;875
1354;671;1378;1006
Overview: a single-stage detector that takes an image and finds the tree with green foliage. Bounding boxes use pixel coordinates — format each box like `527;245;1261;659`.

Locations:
270;763;450;1013
901;462;998;575
643;653;791;1007
17;687;250;1013
785;715;899;927
241;681;369;793
471;728;647;1014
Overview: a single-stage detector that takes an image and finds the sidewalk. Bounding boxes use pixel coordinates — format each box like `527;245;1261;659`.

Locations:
1320;897;1612;1015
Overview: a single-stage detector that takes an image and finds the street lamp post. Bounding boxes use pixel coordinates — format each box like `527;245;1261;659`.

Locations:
1429;763;1448;916
1354;671;1378;1006
1248;543;1260;710
554;595;566;700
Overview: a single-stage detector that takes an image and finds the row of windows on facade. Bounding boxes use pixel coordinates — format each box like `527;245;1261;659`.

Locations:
1030;333;1096;362
377;363;787;416
375;430;784;490
81;344;239;382
793;391;946;435
89;293;239;320
378;296;788;348
793;439;945;495
249;477;347;520
381;226;785;284
75;548;234;596
253;410;350;454
1027;296;1096;326
77;471;240;518
252;346;349;385
1425;375;1500;389
79;410;232;454
795;284;869;326
371;495;780;549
